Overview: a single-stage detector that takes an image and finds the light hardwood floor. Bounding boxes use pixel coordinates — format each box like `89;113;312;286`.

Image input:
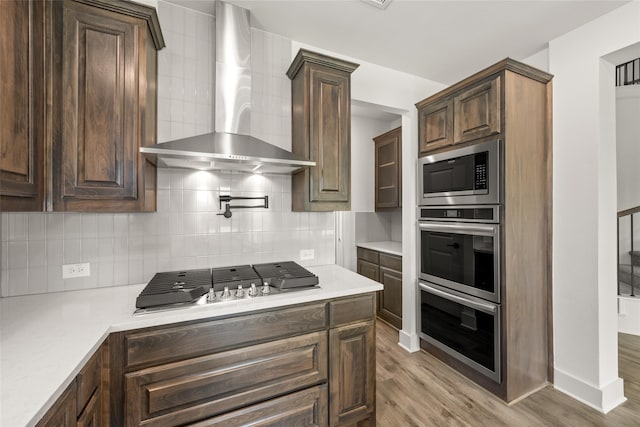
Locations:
375;320;640;426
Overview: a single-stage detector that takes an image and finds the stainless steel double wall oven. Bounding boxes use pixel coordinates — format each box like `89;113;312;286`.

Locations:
417;140;502;382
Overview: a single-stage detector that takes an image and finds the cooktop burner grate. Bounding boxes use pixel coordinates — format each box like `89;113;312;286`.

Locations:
211;265;262;291
253;261;319;289
136;269;211;309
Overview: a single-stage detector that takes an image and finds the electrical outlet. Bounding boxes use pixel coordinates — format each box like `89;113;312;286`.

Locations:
300;249;315;261
62;263;91;279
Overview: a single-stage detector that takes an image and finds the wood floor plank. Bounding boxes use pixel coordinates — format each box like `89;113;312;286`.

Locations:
375;320;640;426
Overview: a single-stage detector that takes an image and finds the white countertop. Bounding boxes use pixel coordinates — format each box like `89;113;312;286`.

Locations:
357;241;403;257
0;264;382;427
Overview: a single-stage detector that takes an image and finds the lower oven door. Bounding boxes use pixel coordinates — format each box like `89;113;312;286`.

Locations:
419;281;501;383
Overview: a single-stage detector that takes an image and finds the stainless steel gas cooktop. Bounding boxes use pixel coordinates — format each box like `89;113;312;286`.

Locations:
134;261;319;314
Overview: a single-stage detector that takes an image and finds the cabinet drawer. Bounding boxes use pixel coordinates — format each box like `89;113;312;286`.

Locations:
186;384;328;427
125;331;328;427
357;258;379;283
357;247;379;264
76;345;102;416
125;303;327;368
329;294;374;327
379;253;402;272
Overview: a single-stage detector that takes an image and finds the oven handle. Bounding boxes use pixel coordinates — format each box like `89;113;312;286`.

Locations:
419;282;497;314
418;221;497;236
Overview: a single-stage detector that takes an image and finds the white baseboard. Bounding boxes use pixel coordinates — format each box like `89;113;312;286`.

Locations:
398;329;420;352
554;368;626;414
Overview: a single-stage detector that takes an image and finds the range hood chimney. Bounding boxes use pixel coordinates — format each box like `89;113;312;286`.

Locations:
140;1;315;174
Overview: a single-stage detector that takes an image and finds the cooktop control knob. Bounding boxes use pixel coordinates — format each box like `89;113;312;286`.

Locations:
207;288;216;302
221;286;231;299
261;282;270;295
236;285;245;298
248;283;258;297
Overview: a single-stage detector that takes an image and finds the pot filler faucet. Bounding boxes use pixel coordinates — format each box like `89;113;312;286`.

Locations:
218;195;269;218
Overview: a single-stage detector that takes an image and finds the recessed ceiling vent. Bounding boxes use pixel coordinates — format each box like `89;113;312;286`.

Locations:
361;0;393;10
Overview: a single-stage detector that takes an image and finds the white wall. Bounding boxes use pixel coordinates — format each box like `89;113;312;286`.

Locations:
292;41;447;351
547;0;640;413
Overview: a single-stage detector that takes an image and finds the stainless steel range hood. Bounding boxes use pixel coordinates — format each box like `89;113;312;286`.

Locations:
140;1;314;174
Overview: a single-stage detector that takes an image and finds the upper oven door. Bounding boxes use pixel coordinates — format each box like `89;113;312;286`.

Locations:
419;220;500;303
419;139;500;206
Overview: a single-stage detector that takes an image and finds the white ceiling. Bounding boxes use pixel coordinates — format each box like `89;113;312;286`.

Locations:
219;0;629;84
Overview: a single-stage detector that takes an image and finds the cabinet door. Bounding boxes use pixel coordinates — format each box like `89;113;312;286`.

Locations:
357;259;379;282
36;381;77;427
51;0;153;211
76;390;101;427
329;321;375;426
453;76;501;144
0;0;45;211
379;266;402;329
374;127;401;210
308;64;351;206
418;98;453;156
186;385;328;427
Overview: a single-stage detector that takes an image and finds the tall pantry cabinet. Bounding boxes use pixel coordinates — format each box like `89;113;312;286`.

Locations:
416;58;553;403
0;0;164;212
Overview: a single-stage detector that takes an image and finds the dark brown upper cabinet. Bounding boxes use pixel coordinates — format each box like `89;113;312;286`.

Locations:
1;0;164;212
50;0;164;211
0;0;46;211
418;98;453;155
287;49;359;212
416;74;501;157
374;126;402;211
453;75;501;144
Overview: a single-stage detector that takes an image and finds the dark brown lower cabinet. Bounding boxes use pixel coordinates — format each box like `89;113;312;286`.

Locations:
36;339;107;427
379;266;402;329
36;381;77;427
37;295;376;427
357;247;403;329
329;321;375;426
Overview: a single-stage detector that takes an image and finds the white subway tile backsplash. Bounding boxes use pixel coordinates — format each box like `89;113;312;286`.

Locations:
9;241;28;269
9;268;28;296
63;239;82;264
97;261;114;288
113;261;129;286
47;265;63;293
9;213;28;241
2;268;9;297
46;239;63;266
28;242;46;267
81;214;98;239
28;214;46;241
82;238;98;263
1;214;8;241
28;266;48;294
63;213;82;239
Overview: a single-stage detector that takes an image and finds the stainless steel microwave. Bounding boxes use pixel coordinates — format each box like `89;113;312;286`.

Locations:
418;140;501;206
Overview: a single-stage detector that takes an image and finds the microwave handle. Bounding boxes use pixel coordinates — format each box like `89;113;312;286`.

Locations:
418;221;497;236
419;282;497;315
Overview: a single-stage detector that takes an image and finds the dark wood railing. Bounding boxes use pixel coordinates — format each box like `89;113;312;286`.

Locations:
616;58;640;86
